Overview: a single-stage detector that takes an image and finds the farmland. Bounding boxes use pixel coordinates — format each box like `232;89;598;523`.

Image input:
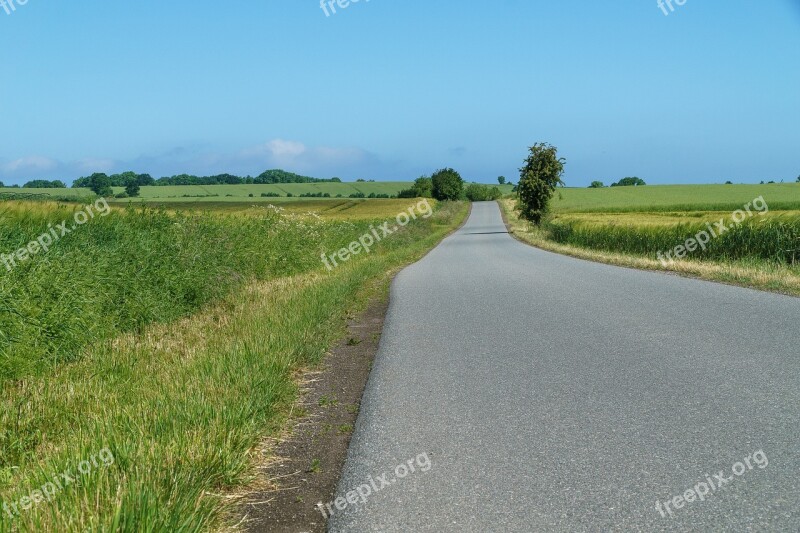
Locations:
0;182;516;204
0;197;468;531
2;181;799;530
147;198;447;219
549;183;800;212
503;183;800;296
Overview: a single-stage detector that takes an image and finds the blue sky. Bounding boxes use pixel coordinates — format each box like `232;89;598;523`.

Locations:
1;0;798;186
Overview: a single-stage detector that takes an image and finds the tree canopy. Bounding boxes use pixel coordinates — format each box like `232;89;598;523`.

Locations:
611;177;646;187
431;168;464;201
23;180;66;188
517;143;565;224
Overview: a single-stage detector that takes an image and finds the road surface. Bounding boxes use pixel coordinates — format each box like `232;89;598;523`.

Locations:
328;202;799;532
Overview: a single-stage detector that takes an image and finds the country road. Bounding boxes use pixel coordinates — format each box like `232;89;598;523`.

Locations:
328;201;799;532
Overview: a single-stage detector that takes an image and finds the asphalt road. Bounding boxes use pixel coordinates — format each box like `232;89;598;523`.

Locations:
328;202;799;532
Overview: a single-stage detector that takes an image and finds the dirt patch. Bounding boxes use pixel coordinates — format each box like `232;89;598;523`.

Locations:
235;297;388;533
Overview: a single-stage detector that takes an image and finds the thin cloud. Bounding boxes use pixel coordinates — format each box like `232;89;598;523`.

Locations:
2;156;59;174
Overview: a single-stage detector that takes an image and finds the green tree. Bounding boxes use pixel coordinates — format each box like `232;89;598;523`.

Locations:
431;168;464;200
516;143;565;224
498;176;506;185
136;173;155;186
413;176;433;197
116;171;138;187
397;176;434;198
796;175;800;183
611;177;646;187
87;173;113;197
23;180;66;188
465;183;502;201
125;175;141;197
589;181;604;188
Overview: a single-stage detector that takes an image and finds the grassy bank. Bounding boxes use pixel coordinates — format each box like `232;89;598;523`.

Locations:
500;199;800;296
0;200;418;382
0;200;467;531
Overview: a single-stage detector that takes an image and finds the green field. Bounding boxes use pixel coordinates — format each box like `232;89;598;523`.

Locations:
503;183;800;296
1;182;516;203
543;185;800;266
550;183;800;213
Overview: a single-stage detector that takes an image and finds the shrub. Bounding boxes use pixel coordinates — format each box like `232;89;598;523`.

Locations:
413;176;433;198
589;181;605;188
465;183;502;202
431;168;464;201
398;177;433;199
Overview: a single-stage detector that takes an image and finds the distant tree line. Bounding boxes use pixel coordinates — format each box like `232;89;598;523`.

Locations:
588;177;647;188
23;179;67;188
71;169;340;189
396;170;501;202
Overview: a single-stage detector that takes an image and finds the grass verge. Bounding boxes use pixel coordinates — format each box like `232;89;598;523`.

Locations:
499;199;800;297
0;200;445;382
0;201;467;531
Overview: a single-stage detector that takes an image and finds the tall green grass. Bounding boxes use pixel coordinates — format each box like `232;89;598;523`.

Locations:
547;214;800;264
0;201;431;382
0;200;467;531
